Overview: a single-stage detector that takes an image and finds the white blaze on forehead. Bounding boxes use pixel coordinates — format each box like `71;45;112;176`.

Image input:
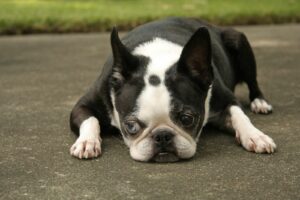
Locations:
132;38;183;123
133;38;183;78
135;83;170;122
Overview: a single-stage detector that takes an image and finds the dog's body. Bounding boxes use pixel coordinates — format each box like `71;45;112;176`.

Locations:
69;17;276;162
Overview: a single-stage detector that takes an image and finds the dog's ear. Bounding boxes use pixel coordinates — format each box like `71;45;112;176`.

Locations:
178;27;213;88
111;27;138;80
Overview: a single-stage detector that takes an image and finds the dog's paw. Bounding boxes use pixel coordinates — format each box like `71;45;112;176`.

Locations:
70;137;101;159
236;130;276;153
250;98;273;114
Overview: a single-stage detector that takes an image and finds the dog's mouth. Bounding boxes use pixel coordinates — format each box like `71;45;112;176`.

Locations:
152;152;179;163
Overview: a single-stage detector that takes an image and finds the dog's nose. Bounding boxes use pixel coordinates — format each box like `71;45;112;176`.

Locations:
152;131;174;146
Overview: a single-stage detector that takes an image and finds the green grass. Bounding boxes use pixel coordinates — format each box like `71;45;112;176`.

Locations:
0;0;300;34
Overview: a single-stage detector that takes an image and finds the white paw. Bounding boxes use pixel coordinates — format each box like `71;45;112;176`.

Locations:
70;137;101;159
250;98;273;114
236;129;276;153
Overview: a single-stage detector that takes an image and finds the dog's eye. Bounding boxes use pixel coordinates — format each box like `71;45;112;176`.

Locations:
179;114;194;127
124;121;141;135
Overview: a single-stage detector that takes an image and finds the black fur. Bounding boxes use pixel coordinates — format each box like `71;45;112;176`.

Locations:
70;17;267;139
148;75;161;86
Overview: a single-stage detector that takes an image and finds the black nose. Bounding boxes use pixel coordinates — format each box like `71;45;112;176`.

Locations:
152;131;174;147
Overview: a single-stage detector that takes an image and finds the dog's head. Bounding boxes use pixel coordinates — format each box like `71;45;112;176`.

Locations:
109;27;213;162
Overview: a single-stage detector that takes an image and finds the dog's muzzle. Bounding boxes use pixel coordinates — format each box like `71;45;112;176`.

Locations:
151;130;179;162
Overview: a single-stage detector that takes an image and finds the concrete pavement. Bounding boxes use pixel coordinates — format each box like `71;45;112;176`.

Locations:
0;24;299;200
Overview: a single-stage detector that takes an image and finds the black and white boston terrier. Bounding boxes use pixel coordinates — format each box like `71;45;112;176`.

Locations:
69;17;276;162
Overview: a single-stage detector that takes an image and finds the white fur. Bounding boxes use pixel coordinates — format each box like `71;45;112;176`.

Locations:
230;106;276;153
133;37;183;78
70;117;101;159
203;85;213;125
136;84;171;123
110;90;131;147
251;98;273;114
110;90;121;129
129;125;197;162
196;84;212;142
130;38;190;161
174;135;197;159
131;134;197;162
111;38;209;161
130;137;154;161
133;38;183;124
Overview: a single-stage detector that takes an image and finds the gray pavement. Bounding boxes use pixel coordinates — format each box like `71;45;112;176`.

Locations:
0;24;300;200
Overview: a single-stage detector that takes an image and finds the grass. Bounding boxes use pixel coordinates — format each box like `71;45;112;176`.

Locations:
0;0;300;34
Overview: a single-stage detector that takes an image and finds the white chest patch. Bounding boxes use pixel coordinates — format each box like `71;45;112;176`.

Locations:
132;38;183;123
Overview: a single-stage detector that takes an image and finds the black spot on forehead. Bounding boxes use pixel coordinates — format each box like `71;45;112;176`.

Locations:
148;75;161;86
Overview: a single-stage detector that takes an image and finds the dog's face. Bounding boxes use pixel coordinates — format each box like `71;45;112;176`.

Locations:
110;28;213;162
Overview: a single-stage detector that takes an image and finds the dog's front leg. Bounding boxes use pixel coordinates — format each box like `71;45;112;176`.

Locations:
229;105;276;153
69;106;102;159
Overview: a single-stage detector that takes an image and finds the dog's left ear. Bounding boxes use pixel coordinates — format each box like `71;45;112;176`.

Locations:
111;27;139;80
178;27;213;88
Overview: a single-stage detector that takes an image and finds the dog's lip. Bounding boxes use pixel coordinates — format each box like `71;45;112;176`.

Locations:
158;152;169;156
152;152;179;163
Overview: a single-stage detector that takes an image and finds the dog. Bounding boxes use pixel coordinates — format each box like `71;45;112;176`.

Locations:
69;17;276;162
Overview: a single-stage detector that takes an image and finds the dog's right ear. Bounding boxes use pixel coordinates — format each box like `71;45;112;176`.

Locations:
111;27;138;81
178;27;213;89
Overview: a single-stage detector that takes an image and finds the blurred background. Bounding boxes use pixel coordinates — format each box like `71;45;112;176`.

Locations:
0;0;299;35
1;1;300;200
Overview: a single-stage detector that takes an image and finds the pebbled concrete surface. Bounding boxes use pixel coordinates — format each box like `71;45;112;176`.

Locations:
0;24;299;200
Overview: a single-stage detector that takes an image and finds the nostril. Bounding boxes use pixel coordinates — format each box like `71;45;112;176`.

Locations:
153;132;174;145
154;135;161;142
164;134;172;142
